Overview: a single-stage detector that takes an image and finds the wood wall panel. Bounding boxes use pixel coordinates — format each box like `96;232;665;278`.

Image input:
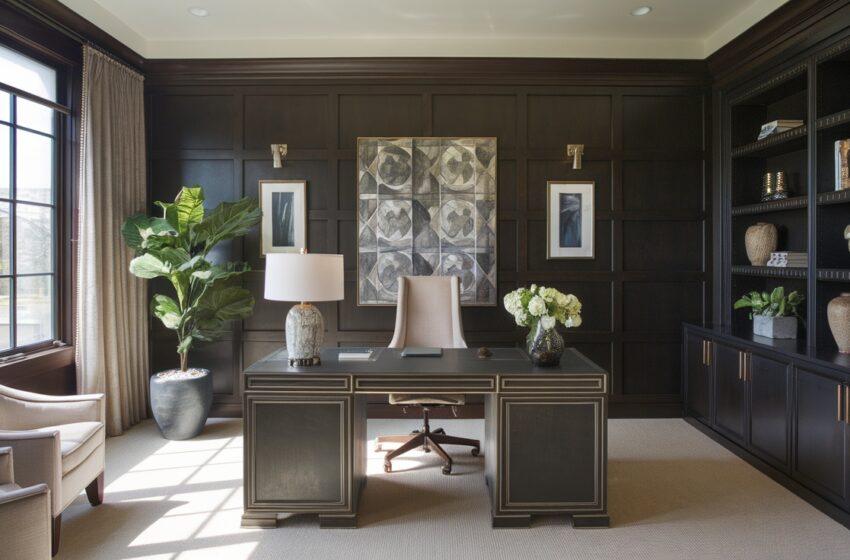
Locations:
146;64;710;418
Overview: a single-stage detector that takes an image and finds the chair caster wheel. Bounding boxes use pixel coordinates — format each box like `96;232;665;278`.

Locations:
471;448;480;457
384;463;392;473
374;445;382;453
442;465;452;475
434;428;445;435
423;446;431;453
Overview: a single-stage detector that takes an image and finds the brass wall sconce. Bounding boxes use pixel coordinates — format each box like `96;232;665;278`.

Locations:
271;143;288;168
566;144;584;170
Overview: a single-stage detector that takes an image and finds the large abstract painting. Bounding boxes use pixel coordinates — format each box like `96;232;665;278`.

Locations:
357;137;497;305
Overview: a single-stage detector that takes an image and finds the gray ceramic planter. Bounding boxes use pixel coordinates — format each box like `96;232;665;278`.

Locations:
149;368;213;440
753;315;798;339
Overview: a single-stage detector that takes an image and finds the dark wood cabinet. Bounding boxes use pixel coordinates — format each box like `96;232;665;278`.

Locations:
748;352;790;470
683;323;850;527
712;341;748;445
684;332;711;421
793;367;848;509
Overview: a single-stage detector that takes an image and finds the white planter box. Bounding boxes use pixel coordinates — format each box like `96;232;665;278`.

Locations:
753;315;798;339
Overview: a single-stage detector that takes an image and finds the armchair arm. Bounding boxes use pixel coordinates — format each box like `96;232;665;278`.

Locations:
0;385;104;429
0;431;61;516
0;482;49;507
0;483;51;560
0;446;12;485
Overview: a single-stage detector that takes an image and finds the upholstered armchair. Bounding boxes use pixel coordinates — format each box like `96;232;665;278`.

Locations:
0;446;51;559
0;384;106;556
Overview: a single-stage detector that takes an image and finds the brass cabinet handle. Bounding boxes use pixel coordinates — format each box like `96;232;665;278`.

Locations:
702;340;707;366
705;341;712;367
845;385;849;426
838;384;844;423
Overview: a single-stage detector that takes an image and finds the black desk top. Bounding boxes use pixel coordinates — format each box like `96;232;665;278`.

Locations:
244;347;607;376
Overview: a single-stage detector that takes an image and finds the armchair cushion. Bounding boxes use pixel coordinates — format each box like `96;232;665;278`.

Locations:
33;422;104;476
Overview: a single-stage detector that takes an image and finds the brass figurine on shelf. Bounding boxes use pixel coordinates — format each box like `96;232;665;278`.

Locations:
761;171;790;202
760;172;774;201
774;171;789;200
844;224;850;251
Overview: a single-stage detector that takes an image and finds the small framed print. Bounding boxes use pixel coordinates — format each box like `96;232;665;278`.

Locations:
260;180;307;255
547;181;594;259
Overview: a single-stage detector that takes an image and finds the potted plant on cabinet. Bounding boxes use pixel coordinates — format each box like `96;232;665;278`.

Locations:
733;287;804;339
122;186;261;440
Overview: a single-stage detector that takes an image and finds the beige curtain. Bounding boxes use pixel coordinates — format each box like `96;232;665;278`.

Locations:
76;46;149;436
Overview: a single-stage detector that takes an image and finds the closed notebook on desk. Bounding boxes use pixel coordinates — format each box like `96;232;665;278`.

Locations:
401;347;442;357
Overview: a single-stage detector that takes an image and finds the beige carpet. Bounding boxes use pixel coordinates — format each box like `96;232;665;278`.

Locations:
56;418;850;560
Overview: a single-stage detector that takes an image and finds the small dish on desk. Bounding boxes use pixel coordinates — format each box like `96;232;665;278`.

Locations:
338;347;374;360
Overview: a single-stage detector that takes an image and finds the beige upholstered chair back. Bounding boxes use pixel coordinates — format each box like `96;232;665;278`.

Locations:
388;276;467;349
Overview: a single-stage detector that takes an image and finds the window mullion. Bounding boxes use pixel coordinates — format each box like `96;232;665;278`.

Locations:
9;93;15;350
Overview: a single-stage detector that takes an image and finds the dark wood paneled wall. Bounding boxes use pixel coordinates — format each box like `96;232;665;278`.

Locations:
145;60;711;418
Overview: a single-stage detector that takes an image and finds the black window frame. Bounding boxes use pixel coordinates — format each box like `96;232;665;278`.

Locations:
0;41;70;357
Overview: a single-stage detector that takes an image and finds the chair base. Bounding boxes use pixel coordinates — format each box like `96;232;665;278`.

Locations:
52;472;103;556
376;408;480;475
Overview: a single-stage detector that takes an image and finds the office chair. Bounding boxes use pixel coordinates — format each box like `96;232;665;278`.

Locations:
375;275;481;475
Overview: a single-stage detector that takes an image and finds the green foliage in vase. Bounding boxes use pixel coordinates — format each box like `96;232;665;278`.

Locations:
733;287;804;321
122;186;262;371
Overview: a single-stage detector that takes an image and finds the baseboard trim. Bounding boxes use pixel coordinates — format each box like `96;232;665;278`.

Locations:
609;402;682;418
684;416;850;530
209;402;242;418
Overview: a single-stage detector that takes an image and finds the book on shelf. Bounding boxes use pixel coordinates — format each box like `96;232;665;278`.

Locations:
766;251;808;268
757;119;804;140
836;139;850;191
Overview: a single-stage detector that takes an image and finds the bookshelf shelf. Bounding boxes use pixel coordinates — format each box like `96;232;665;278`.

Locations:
817;108;850;131
816;189;850;206
817;269;850;282
731;265;808;279
731;196;807;216
731;126;807;158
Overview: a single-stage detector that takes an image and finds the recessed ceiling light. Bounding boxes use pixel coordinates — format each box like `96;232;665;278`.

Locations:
188;7;209;17
631;6;652;16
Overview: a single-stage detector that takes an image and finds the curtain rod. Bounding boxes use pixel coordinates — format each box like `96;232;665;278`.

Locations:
5;0;143;71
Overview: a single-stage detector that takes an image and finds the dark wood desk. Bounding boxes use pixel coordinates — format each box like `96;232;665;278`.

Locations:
241;347;609;529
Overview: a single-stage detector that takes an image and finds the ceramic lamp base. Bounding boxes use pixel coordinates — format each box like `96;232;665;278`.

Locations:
285;303;324;366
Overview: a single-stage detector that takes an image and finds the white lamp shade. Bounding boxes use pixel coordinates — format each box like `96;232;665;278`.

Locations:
264;253;344;302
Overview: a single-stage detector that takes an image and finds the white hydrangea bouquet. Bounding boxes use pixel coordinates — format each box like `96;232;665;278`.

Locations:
503;285;581;366
503;284;582;330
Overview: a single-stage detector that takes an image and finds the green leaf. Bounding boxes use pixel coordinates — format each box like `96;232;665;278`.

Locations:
174;186;205;236
129;253;171;279
151;294;181;329
192;262;250;284
149;247;192;268
121;213;149;250
194;198;261;251
155;200;179;231
770;286;785;305
733;297;752;310
177;335;194;354
200;286;255;321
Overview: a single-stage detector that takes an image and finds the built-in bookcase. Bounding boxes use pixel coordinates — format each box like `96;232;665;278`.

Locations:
722;33;850;367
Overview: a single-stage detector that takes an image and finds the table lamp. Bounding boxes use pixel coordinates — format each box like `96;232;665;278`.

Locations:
264;250;344;366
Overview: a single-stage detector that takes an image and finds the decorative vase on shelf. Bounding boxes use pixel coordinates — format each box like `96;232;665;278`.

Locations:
745;222;778;266
828;293;850;353
526;320;565;367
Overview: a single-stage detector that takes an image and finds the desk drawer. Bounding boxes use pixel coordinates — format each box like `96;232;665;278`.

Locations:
499;375;606;394
246;375;352;394
354;376;496;393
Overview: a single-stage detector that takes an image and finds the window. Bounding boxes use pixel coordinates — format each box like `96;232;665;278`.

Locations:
0;43;61;353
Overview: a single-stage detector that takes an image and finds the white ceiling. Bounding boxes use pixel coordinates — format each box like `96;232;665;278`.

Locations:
58;0;789;60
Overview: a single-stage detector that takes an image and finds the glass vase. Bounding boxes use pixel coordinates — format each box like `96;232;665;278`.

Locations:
526;320;564;366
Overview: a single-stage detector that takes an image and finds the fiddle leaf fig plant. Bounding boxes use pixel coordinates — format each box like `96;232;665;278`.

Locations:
733;286;804;321
122;186;262;372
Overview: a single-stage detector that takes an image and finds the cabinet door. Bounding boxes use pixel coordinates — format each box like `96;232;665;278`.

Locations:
712;341;748;446
793;368;848;509
685;332;710;421
748;352;790;470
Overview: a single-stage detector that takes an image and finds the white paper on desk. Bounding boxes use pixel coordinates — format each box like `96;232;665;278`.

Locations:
339;352;373;360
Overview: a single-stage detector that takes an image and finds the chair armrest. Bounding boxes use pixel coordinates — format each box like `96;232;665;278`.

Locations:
0;447;12;485
0;431;61;515
0;482;48;507
0;387;105;429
